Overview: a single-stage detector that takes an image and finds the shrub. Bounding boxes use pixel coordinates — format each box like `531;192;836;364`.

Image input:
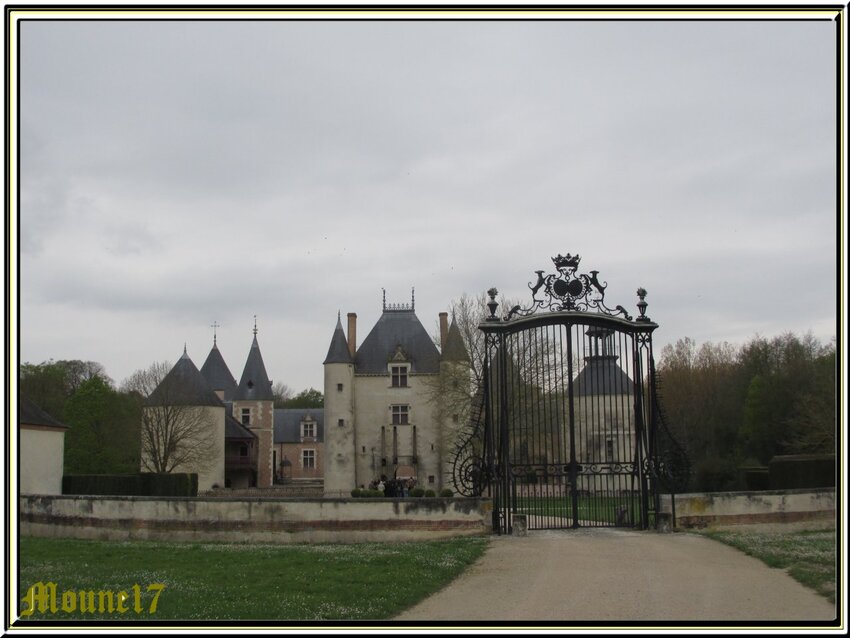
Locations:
739;466;770;491
410;487;425;498
62;473;198;497
769;454;835;489
439;488;454;497
350;488;362;498
693;457;740;492
424;489;437;497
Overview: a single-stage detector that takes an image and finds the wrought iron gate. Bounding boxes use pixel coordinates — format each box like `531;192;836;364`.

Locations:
452;253;689;534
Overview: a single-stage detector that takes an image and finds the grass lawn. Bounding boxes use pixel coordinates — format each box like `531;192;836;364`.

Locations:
514;495;641;525
17;535;489;621
699;527;837;603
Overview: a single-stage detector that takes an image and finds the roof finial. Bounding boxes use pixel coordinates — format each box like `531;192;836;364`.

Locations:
411;287;415;311
211;321;219;345
253;315;258;337
183;342;188;356
382;288;386;312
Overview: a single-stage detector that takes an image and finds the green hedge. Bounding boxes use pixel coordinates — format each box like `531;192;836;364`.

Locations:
740;466;770;491
62;473;198;497
769;455;835;490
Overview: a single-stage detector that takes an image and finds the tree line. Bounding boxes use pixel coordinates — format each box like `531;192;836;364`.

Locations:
437;292;836;494
656;332;835;491
20;324;835;492
19;359;324;476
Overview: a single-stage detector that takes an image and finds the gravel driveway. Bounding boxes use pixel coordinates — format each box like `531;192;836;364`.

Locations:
395;528;837;624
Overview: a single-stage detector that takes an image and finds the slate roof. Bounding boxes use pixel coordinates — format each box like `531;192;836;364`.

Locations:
274;408;324;444
323;316;353;364
200;343;238;401
224;411;256;440
235;336;275;401
19;397;68;429
441;318;470;363
148;350;223;407
355;310;440;374
572;355;634;396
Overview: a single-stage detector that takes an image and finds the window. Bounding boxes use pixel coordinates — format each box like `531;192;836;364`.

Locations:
239;444;248;457
338;419;344;427
241;408;250;425
337;383;343;392
302;449;315;469
302;420;315;439
391;366;408;388
391;405;409;425
428;475;435;484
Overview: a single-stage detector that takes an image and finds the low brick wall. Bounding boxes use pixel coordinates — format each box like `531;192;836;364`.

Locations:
19;495;492;544
660;488;835;528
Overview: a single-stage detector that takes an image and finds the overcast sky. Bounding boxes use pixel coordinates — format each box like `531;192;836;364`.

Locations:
16;15;839;393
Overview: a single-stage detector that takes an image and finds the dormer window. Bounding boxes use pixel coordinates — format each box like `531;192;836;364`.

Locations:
391;365;408;388
302;420;316;439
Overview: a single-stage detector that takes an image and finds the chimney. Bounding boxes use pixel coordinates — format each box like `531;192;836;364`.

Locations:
347;312;357;357
439;312;449;351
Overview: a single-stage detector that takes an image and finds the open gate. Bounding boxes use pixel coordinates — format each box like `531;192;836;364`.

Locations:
452;253;689;534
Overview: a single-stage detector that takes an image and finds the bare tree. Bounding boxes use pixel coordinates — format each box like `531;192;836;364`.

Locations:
122;361;220;474
429;290;583;493
272;381;294;408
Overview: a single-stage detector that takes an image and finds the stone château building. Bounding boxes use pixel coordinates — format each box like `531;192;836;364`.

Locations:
142;292;470;495
144;325;325;491
323;292;470;497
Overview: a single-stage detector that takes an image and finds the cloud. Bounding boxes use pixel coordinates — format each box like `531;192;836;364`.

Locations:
16;17;838;390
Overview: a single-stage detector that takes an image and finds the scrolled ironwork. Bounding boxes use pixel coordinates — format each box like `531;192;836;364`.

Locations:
649;365;692;494
577;462;637;476
506;253;634;321
450;390;489;497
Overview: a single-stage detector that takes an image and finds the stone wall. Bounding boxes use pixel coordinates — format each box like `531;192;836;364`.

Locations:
20;495;492;544
660;488;835;528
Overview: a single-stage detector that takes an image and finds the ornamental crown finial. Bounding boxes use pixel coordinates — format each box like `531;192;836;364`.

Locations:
553;253;581;270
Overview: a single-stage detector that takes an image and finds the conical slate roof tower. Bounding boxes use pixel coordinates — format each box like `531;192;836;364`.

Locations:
200;339;238;401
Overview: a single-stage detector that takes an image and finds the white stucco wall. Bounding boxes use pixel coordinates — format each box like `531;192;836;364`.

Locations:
352;373;444;490
19;427;66;495
323;362;355;496
573;392;635;464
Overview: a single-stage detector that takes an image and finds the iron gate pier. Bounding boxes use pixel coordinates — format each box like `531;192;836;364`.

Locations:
452;253;689;534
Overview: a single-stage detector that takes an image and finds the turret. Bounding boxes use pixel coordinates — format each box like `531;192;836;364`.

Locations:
438;315;471;493
199;328;238;401
323;313;355;496
232;320;275;487
144;346;225;491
